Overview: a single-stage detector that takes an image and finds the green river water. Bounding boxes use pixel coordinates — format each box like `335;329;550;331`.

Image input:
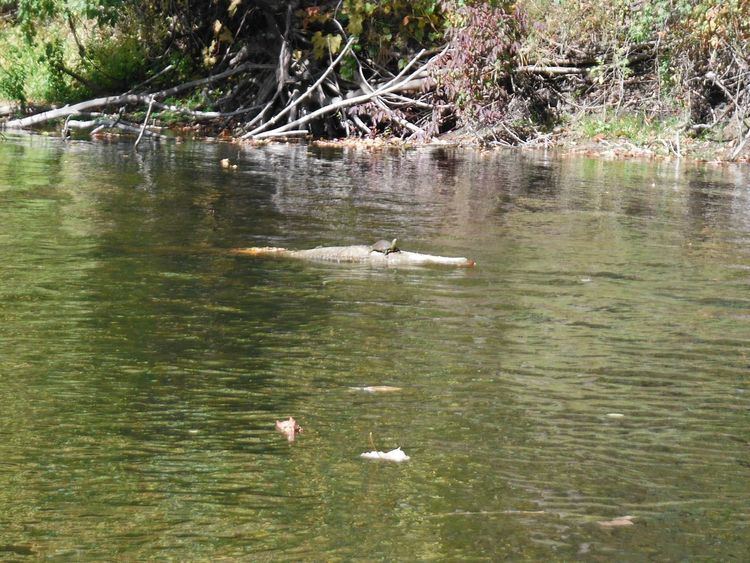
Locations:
0;134;748;560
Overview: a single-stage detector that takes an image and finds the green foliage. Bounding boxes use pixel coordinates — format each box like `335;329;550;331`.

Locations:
294;1;445;64
0;26;80;105
40;38;79;101
79;30;150;92
0;44;28;107
578;113;680;144
341;0;445;63
0;0;179;104
520;0;750;131
311;31;343;60
627;0;685;43
435;1;526;125
13;0;122;38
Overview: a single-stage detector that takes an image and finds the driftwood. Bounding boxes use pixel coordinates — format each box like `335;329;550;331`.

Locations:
63;117;167;138
3;61;273;129
244;36;356;138
230;244;476;268
134;97;156;149
246;48;444;140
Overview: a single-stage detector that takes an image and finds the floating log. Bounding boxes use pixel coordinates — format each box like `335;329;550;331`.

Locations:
230;244;476;268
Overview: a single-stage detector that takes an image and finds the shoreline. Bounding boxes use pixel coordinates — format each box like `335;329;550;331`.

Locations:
307;130;750;166
3;118;748;166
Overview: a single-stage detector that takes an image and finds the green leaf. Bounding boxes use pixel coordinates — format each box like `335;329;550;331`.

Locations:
348;14;364;35
327;33;342;55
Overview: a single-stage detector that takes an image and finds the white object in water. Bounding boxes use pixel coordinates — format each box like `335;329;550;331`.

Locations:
360;447;410;462
351;385;403;393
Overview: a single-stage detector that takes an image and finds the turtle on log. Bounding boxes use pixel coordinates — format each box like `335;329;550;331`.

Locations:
370;238;400;255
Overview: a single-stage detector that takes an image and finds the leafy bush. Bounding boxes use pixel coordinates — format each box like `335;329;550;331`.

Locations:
79;29;151;92
0;27;79;105
0;44;28;107
434;1;527;126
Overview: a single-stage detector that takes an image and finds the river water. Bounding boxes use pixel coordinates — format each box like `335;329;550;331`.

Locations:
0;134;748;559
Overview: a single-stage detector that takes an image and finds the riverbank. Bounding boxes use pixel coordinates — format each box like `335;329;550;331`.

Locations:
2;2;748;162
3;103;746;165
4;104;748;167
308;123;749;166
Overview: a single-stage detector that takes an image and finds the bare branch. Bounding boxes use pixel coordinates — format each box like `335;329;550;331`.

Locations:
244;47;444;139
125;64;175;95
4;62;273;129
134;97;156;149
65;117;167;139
252;129;309;139
242;36;356;138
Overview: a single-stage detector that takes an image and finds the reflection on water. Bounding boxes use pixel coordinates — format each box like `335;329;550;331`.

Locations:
0;135;748;559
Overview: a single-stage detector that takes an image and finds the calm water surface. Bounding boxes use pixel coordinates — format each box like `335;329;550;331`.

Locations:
0;135;748;560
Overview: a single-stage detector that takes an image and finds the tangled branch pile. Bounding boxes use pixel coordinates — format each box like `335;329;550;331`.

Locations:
1;0;748;159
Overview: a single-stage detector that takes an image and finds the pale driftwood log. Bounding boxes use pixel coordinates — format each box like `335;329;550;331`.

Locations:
373;98;424;136
65;117;166;138
230;244;476;268
4;61;273;129
62;111;107;137
149;100;264;119
383;92;434;109
350;113;371;135
126;64;175;94
351;47;426;137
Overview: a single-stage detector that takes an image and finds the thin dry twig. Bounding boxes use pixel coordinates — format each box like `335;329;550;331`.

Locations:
134;96;156;149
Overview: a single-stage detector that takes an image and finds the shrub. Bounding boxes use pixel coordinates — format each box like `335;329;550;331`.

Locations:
0;44;28;108
433;1;527;126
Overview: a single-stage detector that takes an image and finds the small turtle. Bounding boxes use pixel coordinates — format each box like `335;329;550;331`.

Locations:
371;238;399;255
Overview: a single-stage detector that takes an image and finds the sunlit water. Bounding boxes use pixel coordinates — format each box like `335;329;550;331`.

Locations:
1;134;748;559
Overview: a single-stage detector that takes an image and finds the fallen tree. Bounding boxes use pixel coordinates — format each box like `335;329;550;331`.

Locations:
4;62;274;130
230;244;476;268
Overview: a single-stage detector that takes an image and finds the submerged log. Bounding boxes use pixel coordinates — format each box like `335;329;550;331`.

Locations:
230;244;476;268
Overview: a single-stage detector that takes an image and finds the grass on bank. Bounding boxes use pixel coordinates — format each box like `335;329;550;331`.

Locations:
0;27;74;108
576;114;683;145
